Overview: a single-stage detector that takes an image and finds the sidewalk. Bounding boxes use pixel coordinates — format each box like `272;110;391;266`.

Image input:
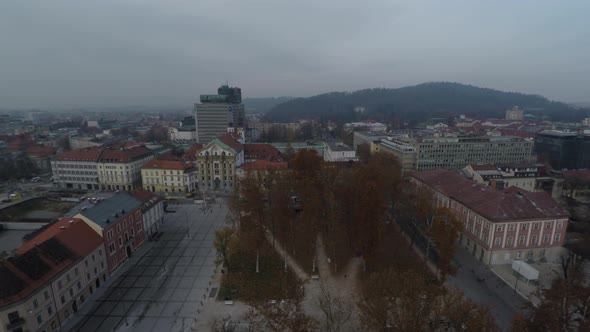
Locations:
63;239;157;331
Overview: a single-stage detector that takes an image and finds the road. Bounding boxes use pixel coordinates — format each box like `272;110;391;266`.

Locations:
66;200;227;332
448;248;527;331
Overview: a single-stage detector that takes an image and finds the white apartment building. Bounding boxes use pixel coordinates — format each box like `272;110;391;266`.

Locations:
324;142;358;162
0;218;108;332
51;147;102;190
132;191;165;237
97;144;154;191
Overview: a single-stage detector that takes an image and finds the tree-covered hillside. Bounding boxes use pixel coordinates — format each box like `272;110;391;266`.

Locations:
264;82;584;124
243;97;294;113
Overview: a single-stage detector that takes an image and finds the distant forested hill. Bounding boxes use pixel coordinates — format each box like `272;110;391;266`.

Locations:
264;82;583;124
243;97;294;113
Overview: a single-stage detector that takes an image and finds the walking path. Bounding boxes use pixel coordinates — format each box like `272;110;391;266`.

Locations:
264;228;310;280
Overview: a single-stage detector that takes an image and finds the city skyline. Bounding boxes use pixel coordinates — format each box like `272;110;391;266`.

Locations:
0;0;589;108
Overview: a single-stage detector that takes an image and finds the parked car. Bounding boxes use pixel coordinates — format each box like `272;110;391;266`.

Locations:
31;177;42;182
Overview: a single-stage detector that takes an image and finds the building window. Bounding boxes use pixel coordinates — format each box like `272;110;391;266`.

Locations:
557;220;563;229
545;222;552;229
534;222;540;230
531;235;537;245
60;295;65;304
47;306;53;315
520;223;527;231
509;224;515;231
44;291;49;300
507;236;513;246
77;281;82;290
58;281;63;289
544;234;550;243
37;314;43;324
494;237;501;246
66;274;71;282
555;233;561;242
75;268;79;276
497;225;503;232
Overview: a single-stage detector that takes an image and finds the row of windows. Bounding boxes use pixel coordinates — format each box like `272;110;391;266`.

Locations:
494;233;561;246
496;220;562;232
55;163;96;169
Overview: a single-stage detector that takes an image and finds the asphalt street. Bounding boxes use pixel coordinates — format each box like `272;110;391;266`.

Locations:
67;200;227;332
449;248;527;331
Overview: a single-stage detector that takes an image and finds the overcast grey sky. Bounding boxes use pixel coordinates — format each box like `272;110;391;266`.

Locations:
1;0;589;108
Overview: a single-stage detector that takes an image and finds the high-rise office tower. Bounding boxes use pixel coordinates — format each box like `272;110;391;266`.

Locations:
194;85;245;143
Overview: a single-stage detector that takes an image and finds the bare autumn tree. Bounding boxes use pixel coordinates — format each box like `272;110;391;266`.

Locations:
357;268;439;332
358;269;498;332
237;171;267;272
290;149;322;177
316;282;354;332
214;226;236;272
429;207;463;282
246;294;318;332
520;253;590;331
431;289;498;331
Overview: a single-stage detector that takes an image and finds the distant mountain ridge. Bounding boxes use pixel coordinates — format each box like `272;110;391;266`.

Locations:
264;82;584;123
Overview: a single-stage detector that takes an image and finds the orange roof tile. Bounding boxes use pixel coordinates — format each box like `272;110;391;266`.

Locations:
241;160;288;171
99;145;152;162
412;169;568;222
182;144;205;161
218;132;243;152
26;145;58;159
16;218;102;256
142;157;192;171
54;146;103;161
244;143;281;161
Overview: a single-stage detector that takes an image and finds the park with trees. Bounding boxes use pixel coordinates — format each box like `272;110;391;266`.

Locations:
213;148;499;331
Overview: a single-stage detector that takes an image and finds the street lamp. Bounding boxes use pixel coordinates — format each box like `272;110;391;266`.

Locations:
514;261;522;293
119;290;129;326
185;209;190;238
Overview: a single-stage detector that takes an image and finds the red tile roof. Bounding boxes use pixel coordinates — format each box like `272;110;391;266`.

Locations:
243;143;282;161
218;132;243;152
412;169;568;222
16;218;103;256
99;145;152;162
7;135;34;151
563;170;590;183
182;144;205;161
54;146;103;162
131;189;163;209
241;160;288;171
1;239;77;307
142;156;192;171
469;164;497;171
25;145;58;159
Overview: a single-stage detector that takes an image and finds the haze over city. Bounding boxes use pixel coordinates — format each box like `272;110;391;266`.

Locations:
1;0;589;109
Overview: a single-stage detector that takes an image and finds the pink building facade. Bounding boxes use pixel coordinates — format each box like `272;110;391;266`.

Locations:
412;169;568;265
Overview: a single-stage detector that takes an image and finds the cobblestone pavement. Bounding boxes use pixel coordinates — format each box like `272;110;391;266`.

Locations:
67;201;227;332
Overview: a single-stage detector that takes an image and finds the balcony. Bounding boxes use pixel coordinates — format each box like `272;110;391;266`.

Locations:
6;317;25;330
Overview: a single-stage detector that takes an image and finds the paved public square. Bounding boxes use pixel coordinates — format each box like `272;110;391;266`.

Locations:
67;200;227;332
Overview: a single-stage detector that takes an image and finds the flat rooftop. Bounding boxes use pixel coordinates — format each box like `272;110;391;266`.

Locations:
0;230;30;254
